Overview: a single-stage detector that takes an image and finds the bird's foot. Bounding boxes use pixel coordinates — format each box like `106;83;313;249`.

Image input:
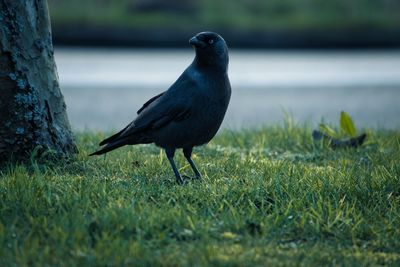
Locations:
176;176;185;185
175;175;201;185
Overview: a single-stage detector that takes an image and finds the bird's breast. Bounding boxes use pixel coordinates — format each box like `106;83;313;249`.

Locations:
152;71;230;149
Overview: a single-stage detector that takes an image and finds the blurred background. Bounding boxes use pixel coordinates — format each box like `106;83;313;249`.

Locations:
48;0;400;130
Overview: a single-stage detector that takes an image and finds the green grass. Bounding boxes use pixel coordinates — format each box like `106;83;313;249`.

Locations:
1;124;400;266
47;0;400;32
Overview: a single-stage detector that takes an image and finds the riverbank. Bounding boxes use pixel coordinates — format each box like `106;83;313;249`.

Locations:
52;27;400;48
48;0;400;48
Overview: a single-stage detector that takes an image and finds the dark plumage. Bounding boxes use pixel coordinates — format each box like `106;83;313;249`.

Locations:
90;32;231;183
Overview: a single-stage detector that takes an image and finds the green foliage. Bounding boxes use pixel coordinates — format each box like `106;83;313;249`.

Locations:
47;0;400;31
1;126;400;266
319;123;337;138
340;111;357;137
319;111;359;138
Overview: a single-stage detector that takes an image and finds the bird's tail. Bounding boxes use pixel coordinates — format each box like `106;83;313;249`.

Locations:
89;140;126;156
89;133;152;156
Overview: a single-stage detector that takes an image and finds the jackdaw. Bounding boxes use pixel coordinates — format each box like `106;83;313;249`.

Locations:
90;32;231;184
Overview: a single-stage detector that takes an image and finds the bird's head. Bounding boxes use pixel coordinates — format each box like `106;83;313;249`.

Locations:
189;31;229;72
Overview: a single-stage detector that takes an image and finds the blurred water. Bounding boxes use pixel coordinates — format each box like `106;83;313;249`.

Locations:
54;48;400;130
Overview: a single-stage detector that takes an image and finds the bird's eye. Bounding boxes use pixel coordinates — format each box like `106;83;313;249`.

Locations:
208;39;214;44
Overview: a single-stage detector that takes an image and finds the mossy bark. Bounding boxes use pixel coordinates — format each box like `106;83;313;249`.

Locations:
0;0;76;162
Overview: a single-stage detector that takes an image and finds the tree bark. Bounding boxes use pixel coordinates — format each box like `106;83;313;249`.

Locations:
0;0;76;162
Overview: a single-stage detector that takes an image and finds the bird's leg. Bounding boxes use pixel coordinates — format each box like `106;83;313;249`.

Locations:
183;147;201;179
165;148;184;184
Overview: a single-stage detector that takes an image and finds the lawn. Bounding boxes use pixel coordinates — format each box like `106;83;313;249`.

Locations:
1;124;399;266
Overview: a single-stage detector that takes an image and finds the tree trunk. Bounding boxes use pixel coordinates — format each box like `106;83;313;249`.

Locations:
0;0;77;162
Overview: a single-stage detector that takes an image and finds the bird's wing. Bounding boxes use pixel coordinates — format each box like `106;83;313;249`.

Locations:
120;94;191;135
98;121;133;146
137;92;165;114
103;71;196;144
99;92;165;145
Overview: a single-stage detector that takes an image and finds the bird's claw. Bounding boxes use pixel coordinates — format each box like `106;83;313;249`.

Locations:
175;175;201;185
176;177;185;185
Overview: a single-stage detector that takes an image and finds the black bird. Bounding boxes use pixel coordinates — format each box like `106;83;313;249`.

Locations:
90;32;231;184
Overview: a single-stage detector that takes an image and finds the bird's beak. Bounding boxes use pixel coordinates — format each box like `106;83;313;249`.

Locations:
189;36;206;48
